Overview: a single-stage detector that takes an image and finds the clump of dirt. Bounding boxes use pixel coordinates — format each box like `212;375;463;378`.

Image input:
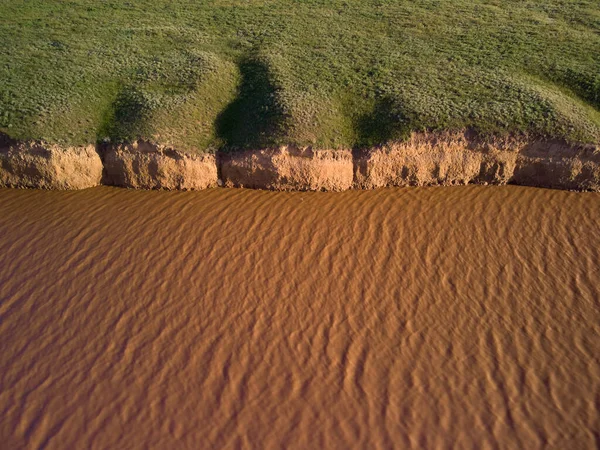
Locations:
353;131;600;191
219;146;353;191
102;140;218;190
0;141;102;189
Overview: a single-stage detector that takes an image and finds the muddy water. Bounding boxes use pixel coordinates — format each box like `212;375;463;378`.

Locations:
0;186;598;449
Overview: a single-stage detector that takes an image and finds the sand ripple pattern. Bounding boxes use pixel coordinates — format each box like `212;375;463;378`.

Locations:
0;186;599;449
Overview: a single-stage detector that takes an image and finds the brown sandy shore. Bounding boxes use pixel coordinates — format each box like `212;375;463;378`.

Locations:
1;131;599;191
0;185;599;449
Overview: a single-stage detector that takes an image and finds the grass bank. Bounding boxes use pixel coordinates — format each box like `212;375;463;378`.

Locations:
1;0;599;152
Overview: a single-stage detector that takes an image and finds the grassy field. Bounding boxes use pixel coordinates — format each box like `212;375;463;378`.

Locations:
1;0;599;152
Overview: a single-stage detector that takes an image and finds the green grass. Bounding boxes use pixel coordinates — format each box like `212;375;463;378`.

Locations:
1;0;599;152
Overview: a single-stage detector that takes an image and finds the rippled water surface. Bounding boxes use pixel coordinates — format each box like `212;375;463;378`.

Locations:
0;186;599;449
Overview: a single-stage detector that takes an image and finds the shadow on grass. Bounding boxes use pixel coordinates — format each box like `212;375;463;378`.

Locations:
353;97;410;149
557;68;600;110
97;86;155;143
216;57;289;150
0;131;17;148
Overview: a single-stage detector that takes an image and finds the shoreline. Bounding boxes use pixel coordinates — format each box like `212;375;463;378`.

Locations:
1;131;599;192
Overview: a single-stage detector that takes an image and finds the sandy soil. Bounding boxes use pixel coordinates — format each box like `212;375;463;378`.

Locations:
353;132;600;191
2;132;598;192
102;141;217;190
219;147;354;191
0;186;598;449
0;142;102;189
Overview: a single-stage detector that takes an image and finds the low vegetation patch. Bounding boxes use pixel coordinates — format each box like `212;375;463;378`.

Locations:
1;0;599;151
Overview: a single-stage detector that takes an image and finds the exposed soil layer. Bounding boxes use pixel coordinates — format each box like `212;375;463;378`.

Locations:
0;141;102;189
1;132;599;191
219;147;354;191
353;132;600;191
102;141;218;190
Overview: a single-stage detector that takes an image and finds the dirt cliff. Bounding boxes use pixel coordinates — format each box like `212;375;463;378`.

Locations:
219;147;353;191
0;141;102;189
102;141;218;190
1;132;598;192
353;132;599;191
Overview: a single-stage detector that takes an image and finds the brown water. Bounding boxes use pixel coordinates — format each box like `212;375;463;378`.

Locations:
0;186;599;449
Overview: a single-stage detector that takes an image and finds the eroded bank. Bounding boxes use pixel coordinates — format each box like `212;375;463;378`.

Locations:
1;132;598;191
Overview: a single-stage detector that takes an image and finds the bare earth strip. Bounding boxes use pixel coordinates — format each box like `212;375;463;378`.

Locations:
0;186;598;449
1;132;599;191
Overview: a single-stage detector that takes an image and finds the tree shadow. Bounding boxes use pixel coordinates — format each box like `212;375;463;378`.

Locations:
97;85;155;143
0;131;17;148
215;57;289;150
557;68;600;110
353;97;409;149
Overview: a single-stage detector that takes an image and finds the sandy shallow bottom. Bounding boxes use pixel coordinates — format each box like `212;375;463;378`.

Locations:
0;186;599;449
